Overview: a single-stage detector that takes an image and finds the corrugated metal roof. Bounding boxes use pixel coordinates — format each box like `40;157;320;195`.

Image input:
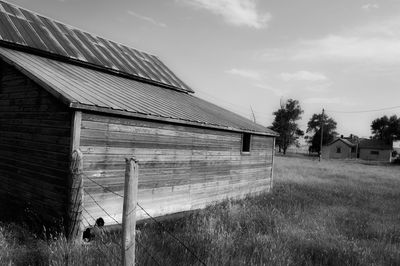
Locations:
0;47;277;136
0;0;193;93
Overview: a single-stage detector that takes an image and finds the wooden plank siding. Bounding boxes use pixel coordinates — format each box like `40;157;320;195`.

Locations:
80;113;274;226
0;61;71;221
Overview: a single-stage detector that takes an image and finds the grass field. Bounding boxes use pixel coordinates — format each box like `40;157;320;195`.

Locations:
1;156;400;265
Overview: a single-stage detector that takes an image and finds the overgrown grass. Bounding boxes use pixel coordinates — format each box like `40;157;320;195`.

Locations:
1;156;400;265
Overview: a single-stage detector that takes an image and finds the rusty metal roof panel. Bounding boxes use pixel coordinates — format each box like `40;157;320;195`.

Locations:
0;0;193;93
0;47;276;136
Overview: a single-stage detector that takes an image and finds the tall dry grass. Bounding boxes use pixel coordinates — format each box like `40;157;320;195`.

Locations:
1;156;400;265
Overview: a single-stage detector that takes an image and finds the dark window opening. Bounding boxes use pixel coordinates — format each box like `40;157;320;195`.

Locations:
242;133;251;152
351;147;356;153
370;150;379;155
336;147;341;153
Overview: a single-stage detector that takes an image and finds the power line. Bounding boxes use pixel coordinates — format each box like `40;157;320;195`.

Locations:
195;89;272;118
327;105;400;114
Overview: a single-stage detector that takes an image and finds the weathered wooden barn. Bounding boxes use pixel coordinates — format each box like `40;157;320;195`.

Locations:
0;1;277;229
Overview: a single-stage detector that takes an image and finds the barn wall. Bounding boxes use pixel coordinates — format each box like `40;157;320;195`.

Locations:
79;113;274;226
359;148;391;162
0;62;71;220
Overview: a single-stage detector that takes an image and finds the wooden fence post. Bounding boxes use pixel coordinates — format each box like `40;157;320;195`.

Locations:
67;149;84;241
122;157;139;266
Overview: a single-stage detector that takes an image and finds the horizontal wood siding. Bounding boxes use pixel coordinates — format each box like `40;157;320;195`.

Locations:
0;62;71;220
80;113;273;226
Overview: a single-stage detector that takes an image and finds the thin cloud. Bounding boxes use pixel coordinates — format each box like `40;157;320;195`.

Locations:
226;68;262;80
280;71;328;82
305;82;332;93
127;10;167;28
255;84;289;97
293;35;400;63
178;0;271;29
362;3;379;11
262;16;400;64
303;97;357;106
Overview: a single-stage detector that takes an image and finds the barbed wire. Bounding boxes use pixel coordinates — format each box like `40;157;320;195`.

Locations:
80;213;122;264
82;205;96;223
83;188;121;226
84;173;124;198
82;178;162;265
82;172;207;265
136;238;162;266
90;240;115;266
137;203;207;266
81;208;94;226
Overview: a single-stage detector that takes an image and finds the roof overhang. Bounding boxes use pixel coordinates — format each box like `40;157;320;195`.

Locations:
0;47;278;137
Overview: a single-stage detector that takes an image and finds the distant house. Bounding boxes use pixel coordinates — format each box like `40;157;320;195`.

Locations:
358;139;393;162
322;136;357;159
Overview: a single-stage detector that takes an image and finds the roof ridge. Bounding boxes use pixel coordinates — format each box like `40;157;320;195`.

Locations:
0;0;158;58
0;0;194;93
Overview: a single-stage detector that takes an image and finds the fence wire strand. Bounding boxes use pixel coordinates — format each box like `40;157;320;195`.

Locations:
84;174;124;198
136;238;162;266
137;203;207;266
83;188;121;226
82;170;207;265
80;212;122;263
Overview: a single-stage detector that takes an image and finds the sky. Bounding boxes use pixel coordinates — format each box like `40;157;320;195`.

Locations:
6;0;400;137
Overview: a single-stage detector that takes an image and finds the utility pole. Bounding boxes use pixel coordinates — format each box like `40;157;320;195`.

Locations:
319;108;324;162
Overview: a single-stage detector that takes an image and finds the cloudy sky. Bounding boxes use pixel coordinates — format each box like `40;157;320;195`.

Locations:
7;0;400;137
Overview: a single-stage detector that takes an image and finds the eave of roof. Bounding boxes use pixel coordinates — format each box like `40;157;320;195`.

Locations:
0;47;278;137
71;103;277;136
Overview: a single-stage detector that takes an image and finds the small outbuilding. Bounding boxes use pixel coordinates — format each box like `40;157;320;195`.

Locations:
322;136;357;159
0;1;277;231
358;139;393;162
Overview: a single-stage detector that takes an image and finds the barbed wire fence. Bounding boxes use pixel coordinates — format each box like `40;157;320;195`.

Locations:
70;151;206;265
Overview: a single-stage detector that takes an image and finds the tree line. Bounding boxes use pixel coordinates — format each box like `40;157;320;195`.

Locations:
270;99;400;155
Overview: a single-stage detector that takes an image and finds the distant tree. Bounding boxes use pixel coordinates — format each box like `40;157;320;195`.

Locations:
307;113;337;153
271;99;304;155
371;115;400;144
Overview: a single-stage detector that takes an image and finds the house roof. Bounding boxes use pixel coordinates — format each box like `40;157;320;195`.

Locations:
0;47;277;136
326;138;357;147
358;139;392;150
0;0;193;93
